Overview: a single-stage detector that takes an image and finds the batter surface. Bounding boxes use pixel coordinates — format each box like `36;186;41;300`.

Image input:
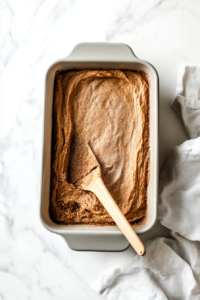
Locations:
50;69;150;225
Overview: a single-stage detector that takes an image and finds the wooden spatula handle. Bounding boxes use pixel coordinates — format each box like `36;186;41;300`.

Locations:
89;177;145;256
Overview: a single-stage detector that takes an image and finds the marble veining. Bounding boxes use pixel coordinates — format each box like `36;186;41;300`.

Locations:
0;0;200;299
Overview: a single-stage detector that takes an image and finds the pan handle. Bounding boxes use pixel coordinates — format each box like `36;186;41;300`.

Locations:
66;42;139;62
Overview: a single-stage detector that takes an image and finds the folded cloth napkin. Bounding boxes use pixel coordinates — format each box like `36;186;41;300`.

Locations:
158;137;200;241
91;232;200;300
91;65;200;300
171;65;200;138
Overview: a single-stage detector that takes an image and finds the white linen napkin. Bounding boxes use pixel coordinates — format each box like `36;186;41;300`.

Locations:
91;232;200;300
158;137;200;241
91;65;200;300
171;65;200;138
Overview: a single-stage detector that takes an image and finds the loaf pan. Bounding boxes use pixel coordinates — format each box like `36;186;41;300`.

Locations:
40;43;159;251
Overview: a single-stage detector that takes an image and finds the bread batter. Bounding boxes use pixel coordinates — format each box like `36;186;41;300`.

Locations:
50;69;150;225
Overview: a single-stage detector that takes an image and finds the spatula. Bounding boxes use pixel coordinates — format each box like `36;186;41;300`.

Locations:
69;139;145;256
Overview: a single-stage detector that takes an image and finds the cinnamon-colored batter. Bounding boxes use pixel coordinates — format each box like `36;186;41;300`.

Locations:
50;70;150;225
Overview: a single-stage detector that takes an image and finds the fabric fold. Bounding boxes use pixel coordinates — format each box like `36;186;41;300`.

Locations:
158;137;200;241
171;65;200;138
91;233;200;300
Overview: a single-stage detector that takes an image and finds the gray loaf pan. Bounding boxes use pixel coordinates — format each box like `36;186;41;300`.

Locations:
40;43;158;251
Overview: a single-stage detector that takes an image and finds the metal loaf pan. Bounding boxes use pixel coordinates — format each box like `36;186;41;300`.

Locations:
40;43;159;251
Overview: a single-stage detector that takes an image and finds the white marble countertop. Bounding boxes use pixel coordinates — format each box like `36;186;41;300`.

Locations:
1;0;199;299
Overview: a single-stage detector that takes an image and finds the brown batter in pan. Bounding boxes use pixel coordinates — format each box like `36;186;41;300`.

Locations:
50;69;150;225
